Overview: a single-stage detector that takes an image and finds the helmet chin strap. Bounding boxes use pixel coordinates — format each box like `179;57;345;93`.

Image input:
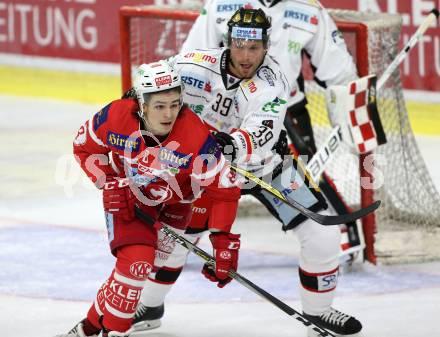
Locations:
138;108;154;134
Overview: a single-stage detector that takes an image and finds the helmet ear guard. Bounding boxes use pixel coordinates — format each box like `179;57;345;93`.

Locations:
226;8;272;47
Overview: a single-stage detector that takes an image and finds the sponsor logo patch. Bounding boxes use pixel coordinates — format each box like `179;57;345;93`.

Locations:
287;40;302;54
157;233;177;253
183;52;217;64
243;79;257;93
192;206;207;214
155;75;172;86
231;27;262;40
262;97;287;113
181;73;212;93
273;181;301;207
159;147;192;169
107;132;140;151
219;251;232;259
144;184;174;202
93;103;110;131
257;66;276;86
189;103;205;115
129;261;152;279
216;3;245;12
284;10;318;26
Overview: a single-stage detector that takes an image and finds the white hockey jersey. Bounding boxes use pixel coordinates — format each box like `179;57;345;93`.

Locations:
181;0;358;106
169;48;289;172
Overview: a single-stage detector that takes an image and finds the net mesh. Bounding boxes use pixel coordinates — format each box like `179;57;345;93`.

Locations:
121;6;440;263
306;10;440;262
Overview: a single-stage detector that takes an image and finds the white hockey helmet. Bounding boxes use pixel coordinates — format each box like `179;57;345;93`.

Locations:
133;60;182;107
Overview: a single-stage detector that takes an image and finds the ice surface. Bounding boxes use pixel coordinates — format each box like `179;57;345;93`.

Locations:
1;95;439;337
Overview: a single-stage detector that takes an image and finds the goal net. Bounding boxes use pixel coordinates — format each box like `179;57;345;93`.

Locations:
119;5;440;264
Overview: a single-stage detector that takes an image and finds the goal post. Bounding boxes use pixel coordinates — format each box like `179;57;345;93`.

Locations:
119;6;200;92
119;5;440;264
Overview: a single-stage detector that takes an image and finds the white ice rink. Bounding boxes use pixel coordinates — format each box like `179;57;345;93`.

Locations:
1;95;439;337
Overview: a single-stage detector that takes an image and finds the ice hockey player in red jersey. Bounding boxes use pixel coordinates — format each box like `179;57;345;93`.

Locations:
181;0;364;280
54;60;241;337
133;8;362;337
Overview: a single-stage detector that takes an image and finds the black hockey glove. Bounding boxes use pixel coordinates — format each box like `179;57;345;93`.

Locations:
214;132;237;162
272;129;289;156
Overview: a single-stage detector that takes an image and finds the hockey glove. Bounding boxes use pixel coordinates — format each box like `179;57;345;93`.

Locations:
103;177;137;221
214;132;237;162
202;232;240;288
272;129;289;156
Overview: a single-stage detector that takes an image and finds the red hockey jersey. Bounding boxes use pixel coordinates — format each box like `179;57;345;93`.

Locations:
73;99;240;232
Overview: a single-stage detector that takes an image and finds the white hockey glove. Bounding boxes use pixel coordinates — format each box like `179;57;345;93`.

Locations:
325;84;356;151
325;75;385;154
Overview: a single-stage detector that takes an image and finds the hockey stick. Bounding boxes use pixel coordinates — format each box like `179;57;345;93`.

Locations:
377;8;439;89
307;8;440;182
133;206;335;337
230;164;380;226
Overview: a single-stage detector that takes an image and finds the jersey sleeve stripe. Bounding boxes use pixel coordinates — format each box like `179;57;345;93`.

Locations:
87;117;108;148
114;270;147;287
110;154;121;174
93;300;103;316
104;302;135;319
236;129;253;156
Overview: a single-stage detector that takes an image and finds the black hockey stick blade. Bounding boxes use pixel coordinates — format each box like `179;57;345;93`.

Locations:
230;164;381;226
300;200;381;226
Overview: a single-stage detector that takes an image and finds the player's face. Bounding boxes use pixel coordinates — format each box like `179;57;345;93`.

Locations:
143;90;181;136
229;39;266;78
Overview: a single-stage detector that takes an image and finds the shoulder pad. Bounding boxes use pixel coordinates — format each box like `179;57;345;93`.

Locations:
110;98;139;113
91;99;138;134
256;60;281;88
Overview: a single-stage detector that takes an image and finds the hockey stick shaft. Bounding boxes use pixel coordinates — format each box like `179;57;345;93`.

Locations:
133;207;334;336
308;8;439;181
377;8;439;90
137;218;335;336
230;164;380;226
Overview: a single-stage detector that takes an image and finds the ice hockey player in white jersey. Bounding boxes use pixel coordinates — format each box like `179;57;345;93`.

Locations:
181;0;358;150
133;7;362;337
181;0;364;264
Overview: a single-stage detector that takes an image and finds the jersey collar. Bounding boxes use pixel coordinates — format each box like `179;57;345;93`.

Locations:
258;0;282;8
220;49;242;90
